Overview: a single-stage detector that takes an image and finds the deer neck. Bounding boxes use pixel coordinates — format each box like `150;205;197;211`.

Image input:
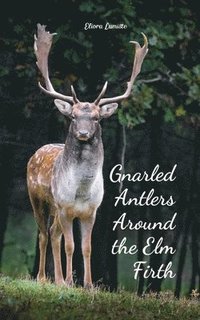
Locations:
62;125;103;170
51;125;104;210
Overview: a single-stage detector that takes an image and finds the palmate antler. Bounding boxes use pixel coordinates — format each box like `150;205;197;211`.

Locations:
97;33;148;106
34;24;78;104
34;24;148;106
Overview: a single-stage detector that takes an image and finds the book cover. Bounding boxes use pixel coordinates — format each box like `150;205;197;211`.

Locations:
0;1;199;318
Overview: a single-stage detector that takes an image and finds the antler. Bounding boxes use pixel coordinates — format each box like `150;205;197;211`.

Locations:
34;25;148;106
94;81;108;105
34;23;77;104
97;33;148;106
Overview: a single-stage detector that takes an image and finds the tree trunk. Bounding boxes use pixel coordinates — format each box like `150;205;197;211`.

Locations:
175;127;200;298
174;217;191;298
137;207;147;296
146;112;163;293
0;145;13;269
189;220;199;294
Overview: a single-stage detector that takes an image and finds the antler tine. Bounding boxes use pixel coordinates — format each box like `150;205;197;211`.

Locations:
98;33;148;106
34;23;74;103
94;81;108;105
71;85;80;103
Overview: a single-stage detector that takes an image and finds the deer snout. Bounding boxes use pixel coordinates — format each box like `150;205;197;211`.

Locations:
78;130;90;141
79;130;89;136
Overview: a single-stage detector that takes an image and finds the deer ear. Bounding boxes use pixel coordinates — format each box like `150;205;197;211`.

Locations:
100;103;118;119
54;99;72;116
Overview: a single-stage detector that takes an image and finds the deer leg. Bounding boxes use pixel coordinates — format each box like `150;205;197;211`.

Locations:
50;216;65;286
37;230;48;282
59;213;74;287
30;196;48;283
80;216;95;289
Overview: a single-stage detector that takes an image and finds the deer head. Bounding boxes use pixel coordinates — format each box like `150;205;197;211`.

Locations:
34;24;148;141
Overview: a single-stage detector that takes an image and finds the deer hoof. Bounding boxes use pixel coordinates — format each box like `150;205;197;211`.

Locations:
65;279;74;288
84;282;93;290
37;275;47;283
55;279;66;286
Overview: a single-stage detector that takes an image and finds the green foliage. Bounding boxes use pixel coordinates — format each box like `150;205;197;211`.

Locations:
1;213;37;276
1;1;199;127
79;1;105;14
0;66;9;77
1;276;200;320
118;84;154;127
145;22;176;49
173;65;200;105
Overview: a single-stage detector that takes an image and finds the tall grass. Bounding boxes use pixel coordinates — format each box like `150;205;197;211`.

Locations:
1;276;200;320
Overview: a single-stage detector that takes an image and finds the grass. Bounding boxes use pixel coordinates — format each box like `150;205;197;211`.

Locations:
1;276;200;320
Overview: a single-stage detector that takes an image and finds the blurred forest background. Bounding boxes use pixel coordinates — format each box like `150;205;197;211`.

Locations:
0;0;200;297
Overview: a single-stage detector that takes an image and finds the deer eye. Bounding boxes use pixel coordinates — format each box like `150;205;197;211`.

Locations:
72;115;76;121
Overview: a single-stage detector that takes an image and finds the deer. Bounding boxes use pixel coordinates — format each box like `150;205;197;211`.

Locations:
27;23;148;288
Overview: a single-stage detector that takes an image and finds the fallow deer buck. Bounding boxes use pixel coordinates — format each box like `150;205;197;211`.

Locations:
27;24;148;288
